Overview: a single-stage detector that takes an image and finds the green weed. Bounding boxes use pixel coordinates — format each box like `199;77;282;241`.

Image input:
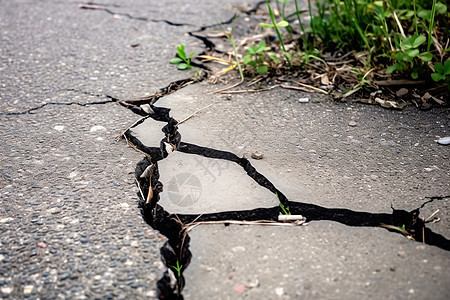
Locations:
170;44;195;70
223;14;244;82
386;34;433;79
432;60;450;91
261;0;292;67
170;260;183;278
243;41;271;74
276;192;291;215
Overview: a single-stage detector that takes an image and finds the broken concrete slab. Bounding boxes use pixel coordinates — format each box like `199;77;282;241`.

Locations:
184;222;450;299
157;151;278;214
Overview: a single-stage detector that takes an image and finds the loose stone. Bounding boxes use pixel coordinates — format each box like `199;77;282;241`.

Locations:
251;151;263;160
90;125;106;133
437;137;450;145
396;88;408;97
23;285;33;294
298;98;310;103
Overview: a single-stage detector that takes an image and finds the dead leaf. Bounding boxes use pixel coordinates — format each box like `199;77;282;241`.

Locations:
422;92;445;105
320;74;330;85
374;97;407;109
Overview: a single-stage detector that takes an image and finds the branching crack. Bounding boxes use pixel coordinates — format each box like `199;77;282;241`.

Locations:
0;98;115;115
117;89;450;298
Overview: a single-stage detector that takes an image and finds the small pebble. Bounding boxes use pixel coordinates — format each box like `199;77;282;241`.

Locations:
23;285;33;294
1;287;12;294
251;151;263;160
298;98;310;103
275;287;284;296
348;121;357;127
424;166;439;172
396;88;408;97
437;137;450;145
90;125;106;133
54;125;64;131
37;242;47;248
246;279;259;288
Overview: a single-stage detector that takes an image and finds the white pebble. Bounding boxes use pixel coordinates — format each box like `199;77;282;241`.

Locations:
67;171;77;179
1;287;12;294
120;203;129;208
437;137;450;145
298;98;310;103
275;287;284;296
90;125;106;133
54;125;64;131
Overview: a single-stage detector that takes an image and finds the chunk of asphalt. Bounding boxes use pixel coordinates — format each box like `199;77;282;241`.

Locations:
157;151;278;214
129;118;167;147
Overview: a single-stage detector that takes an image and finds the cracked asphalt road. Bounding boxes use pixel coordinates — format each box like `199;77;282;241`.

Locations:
0;0;254;298
1;0;449;299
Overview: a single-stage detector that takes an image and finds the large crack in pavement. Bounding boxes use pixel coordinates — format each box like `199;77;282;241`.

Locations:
73;4;450;298
114;82;450;298
8;3;446;298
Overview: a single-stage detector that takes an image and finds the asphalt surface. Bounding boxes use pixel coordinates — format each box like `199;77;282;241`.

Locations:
1;0;449;299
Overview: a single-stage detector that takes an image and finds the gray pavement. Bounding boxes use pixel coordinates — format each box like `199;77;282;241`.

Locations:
1;0;450;299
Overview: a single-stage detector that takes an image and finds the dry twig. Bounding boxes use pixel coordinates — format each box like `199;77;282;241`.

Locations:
177;104;213;125
115;116;149;141
123;134;152;160
217;85;279;94
295;81;329;94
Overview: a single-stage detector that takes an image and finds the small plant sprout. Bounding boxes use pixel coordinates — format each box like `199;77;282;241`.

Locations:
261;0;292;67
386;34;433;79
431;60;450;82
170;44;195;70
380;223;415;240
432;60;450;91
170;260;183;278
276;192;291;215
243;41;271;74
224;14;244;82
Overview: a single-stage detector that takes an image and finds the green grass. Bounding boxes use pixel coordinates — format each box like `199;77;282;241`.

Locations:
170;0;449;91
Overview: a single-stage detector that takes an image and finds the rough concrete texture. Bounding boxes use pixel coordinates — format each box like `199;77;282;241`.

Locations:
1;0;449;300
0;0;258;298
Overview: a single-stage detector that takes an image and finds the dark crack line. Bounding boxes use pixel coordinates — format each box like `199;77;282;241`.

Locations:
120;100;450;299
177;142;289;205
245;0;267;15
118;74;207;117
151;19;195;27
84;1;121;8
79;4;148;21
188;32;216;51
421;195;450;208
192;13;237;33
79;4;195;26
0;88;119;115
64;88;119;101
0;99;115;116
110;9;450;299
